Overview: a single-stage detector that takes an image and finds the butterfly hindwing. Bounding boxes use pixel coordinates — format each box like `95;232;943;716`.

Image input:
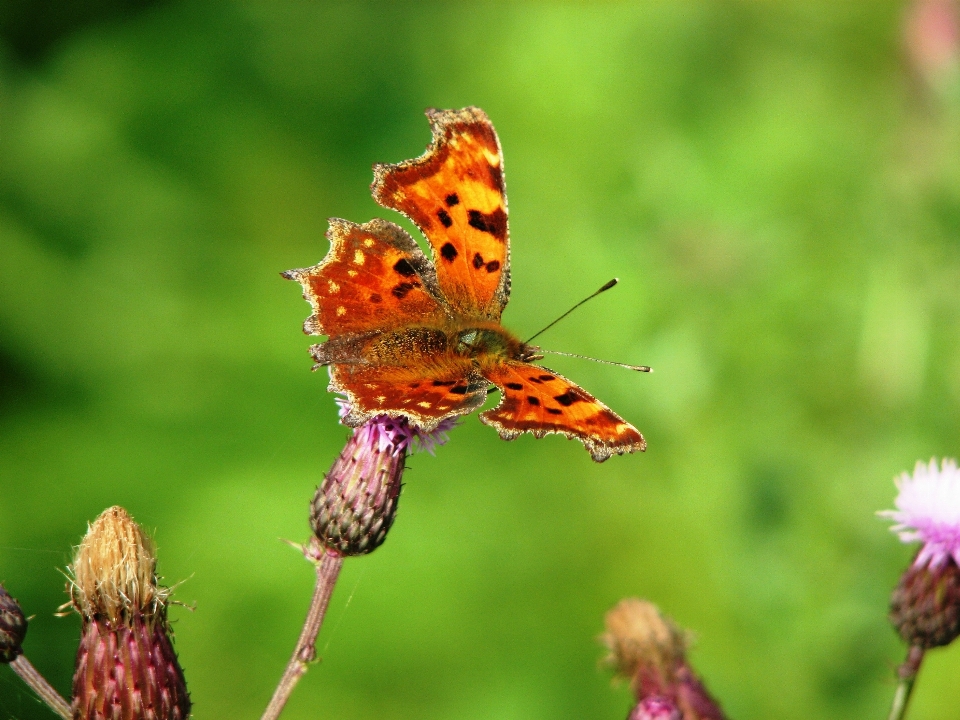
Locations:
283;217;449;338
479;361;646;462
372;107;510;321
331;359;488;431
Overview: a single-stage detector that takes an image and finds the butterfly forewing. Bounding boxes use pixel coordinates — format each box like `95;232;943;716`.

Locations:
283;218;448;337
372;107;510;321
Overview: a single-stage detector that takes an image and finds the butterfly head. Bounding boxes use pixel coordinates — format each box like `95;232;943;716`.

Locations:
453;327;543;364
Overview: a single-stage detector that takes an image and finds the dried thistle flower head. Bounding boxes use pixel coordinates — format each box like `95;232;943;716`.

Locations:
602;598;688;685
70;506;167;624
602;599;728;720
69;507;190;720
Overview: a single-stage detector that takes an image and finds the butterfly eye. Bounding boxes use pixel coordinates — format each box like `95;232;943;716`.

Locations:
457;330;478;351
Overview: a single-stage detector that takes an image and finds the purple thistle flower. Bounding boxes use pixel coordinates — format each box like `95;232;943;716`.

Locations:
335;398;459;456
880;458;960;568
628;696;682;720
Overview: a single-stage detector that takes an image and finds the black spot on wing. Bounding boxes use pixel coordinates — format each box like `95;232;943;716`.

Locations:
487;163;505;193
441;242;458;261
449;385;468;395
392;282;419;299
472;253;485;269
485;260;500;273
437;209;453;228
553;390;584;407
601;410;622;424
527;396;540;406
467;209;507;241
505;382;523;390
432;380;456;386
539;375;555;381
393;259;417;277
546;408;562;415
446;193;460;206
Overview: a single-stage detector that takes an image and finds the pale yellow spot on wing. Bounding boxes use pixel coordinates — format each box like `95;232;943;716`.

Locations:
336;306;346;316
483;148;501;166
417;401;432;408
353;250;365;265
376;395;386;403
327;280;340;293
363;238;375;247
347;270;357;278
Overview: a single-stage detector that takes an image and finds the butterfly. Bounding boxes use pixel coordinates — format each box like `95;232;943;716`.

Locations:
284;107;645;462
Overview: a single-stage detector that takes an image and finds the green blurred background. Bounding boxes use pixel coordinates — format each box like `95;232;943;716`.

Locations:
3;1;960;718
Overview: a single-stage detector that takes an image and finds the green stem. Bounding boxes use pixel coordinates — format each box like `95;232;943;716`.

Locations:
260;539;344;720
9;654;72;719
887;645;925;720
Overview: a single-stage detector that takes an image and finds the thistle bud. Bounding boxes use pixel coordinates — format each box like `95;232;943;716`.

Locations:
69;506;190;720
602;599;727;720
311;417;406;555
890;555;960;648
311;403;457;556
0;584;27;663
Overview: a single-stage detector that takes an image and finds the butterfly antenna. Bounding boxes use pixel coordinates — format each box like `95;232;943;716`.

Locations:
524;278;619;344
539;349;652;373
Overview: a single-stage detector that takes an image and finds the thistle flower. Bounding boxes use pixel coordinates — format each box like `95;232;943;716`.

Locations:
69;506;190;720
310;401;457;556
880;458;960;569
602;599;726;720
628;696;682;720
0;584;27;663
880;458;960;650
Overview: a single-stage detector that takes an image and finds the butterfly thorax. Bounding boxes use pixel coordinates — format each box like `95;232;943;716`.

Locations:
348;321;538;368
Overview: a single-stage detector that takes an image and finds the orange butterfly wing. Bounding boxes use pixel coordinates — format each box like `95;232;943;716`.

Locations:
372;107;510;320
284;217;489;429
479;361;646;462
283;217;449;337
331;360;488;431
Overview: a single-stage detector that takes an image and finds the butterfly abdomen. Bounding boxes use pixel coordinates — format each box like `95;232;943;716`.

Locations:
363;327;449;365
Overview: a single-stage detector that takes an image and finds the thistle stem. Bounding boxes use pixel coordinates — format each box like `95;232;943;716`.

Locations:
260;539;344;720
887;645;925;720
9;654;71;719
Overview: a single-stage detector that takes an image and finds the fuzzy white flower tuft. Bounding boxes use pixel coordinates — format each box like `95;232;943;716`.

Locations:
336;398;459;456
880;458;960;568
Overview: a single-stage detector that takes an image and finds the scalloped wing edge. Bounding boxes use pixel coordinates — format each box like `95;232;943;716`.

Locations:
478;366;647;463
327;367;490;433
479;411;647;463
281;217;447;337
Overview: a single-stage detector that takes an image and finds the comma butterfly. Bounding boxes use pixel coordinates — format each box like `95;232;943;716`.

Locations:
284;107;646;461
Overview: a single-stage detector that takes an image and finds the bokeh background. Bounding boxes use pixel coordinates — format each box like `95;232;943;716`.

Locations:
2;1;960;718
